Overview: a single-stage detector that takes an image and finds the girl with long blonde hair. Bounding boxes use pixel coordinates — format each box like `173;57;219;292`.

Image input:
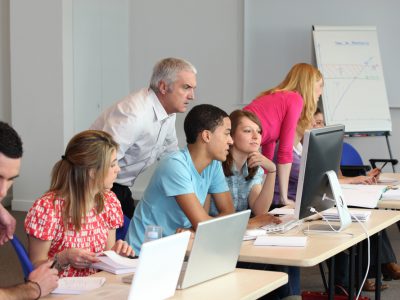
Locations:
244;63;323;206
25;130;134;277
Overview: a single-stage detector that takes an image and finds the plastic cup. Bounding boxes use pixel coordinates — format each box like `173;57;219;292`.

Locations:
143;225;163;243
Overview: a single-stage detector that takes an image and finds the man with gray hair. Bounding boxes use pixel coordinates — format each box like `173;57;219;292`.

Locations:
91;57;197;218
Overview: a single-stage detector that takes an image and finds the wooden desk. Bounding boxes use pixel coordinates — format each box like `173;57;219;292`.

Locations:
46;268;288;300
240;209;400;300
377;173;400;209
239;209;400;266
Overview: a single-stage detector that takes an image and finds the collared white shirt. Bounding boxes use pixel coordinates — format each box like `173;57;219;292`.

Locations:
90;88;178;187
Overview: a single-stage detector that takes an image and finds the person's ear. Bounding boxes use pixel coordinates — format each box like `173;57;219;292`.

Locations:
201;130;211;143
89;169;96;180
159;81;168;95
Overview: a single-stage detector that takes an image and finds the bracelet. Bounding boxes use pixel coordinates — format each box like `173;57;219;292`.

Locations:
25;279;41;300
268;170;276;173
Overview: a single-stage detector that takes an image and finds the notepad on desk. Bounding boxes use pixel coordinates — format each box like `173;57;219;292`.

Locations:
254;236;307;247
92;250;139;274
381;188;400;200
340;184;387;208
322;208;371;222
52;277;106;294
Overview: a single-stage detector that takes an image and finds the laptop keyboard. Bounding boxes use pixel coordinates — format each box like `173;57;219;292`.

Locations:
261;219;303;233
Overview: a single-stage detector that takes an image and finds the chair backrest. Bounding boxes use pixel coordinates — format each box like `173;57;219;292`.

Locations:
340;142;364;166
10;235;34;278
116;215;131;241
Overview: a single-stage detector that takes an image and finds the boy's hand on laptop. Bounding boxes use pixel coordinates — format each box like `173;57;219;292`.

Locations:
112;240;135;257
176;227;195;238
247;214;282;229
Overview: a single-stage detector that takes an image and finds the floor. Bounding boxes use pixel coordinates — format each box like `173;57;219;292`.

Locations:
1;209;399;299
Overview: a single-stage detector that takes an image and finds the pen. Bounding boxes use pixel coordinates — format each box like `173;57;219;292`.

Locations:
50;260;57;268
380;162;388;170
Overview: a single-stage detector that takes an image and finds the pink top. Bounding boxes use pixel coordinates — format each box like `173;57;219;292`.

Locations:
25;190;123;277
243;91;303;164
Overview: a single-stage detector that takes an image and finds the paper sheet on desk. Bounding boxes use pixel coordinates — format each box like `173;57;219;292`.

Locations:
60;283;128;299
340;184;387;208
378;176;399;184
52;277;106;294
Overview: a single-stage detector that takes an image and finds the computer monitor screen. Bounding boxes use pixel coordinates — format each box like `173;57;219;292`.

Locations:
294;124;345;220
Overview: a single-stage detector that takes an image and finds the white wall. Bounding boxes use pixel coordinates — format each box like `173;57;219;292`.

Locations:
129;0;244;195
0;0;11;206
10;0;69;210
2;0;400;210
0;0;11;123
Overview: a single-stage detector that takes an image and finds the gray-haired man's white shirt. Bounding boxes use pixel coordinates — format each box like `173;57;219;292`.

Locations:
90;88;178;187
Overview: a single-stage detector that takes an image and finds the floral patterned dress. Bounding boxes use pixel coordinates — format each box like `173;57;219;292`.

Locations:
25;190;123;277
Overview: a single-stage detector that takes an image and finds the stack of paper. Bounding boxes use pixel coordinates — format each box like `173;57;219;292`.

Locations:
340;184;387;208
322;208;371;222
381;188;400;200
52;277;106;294
92;250;139;274
254;236;307;247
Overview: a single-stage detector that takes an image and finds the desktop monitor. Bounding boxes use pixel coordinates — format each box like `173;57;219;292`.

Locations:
294;124;351;231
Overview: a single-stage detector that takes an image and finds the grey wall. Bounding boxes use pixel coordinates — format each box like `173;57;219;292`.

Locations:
0;0;11;123
1;0;399;210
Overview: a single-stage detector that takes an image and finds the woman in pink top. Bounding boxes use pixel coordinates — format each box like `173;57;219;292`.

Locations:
244;63;323;206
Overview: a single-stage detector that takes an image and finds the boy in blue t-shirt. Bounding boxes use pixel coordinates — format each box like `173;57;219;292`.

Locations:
126;104;235;253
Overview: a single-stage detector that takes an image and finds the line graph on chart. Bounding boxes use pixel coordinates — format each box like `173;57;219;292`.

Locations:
320;58;382;119
313;27;391;133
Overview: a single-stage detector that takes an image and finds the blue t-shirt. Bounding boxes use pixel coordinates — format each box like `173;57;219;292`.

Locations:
125;146;229;254
209;163;263;215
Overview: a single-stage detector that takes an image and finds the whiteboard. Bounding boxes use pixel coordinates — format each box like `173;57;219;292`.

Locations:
243;0;400;109
313;26;391;133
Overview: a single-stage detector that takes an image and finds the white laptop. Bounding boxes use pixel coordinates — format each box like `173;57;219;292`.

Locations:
127;231;191;300
176;209;250;289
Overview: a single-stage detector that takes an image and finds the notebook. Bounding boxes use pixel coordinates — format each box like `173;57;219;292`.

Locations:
254;236;307;247
322;208;372;222
127;231;191;300
176;210;250;289
92;250;139;274
51;277;106;294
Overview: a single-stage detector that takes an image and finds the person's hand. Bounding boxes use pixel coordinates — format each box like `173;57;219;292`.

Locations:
348;175;377;185
111;240;135;257
0;204;16;245
248;214;282;228
175;227;195;238
28;260;59;297
367;168;381;180
247;152;276;173
281;199;295;208
61;248;100;269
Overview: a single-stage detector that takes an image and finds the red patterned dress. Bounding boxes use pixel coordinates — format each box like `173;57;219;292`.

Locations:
25;190;123;277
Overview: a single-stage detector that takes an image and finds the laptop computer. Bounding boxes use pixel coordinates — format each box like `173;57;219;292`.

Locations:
176;209;250;289
127;231;191;300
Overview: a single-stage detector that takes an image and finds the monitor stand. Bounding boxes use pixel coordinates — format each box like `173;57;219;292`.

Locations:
306;170;352;233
